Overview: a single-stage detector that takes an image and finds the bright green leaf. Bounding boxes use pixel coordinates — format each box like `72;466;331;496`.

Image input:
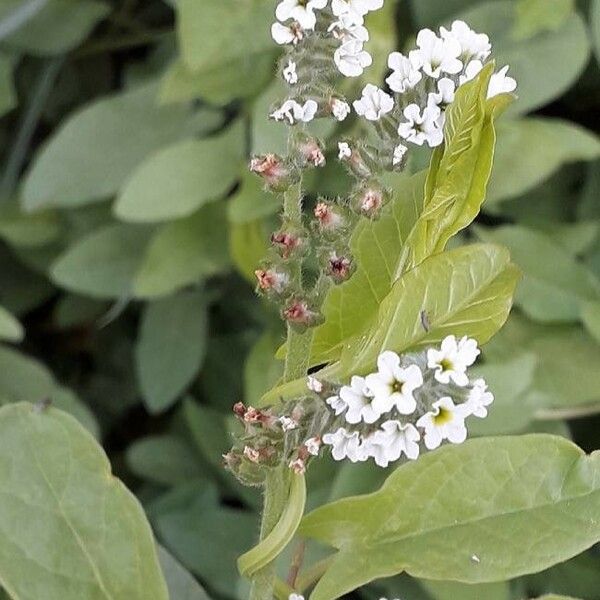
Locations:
51;223;153;299
0;403;168;600
115;122;244;223
136;290;208;413
301;435;600;600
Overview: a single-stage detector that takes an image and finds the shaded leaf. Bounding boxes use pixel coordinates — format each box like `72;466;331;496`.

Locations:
158;545;212;600
513;0;575;40
0;305;24;342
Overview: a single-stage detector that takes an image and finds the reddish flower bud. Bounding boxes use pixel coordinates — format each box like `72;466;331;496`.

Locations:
271;230;305;258
298;139;326;167
326;251;355;283
255;268;290;294
353;185;387;219
222;451;241;469
243;446;260;463
249;154;289;190
233;402;247;418
282;298;322;328
289;458;306;474
314;201;344;232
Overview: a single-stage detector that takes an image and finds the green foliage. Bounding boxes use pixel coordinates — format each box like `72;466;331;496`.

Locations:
0;403;168;600
513;0;575;39
301;435;600;599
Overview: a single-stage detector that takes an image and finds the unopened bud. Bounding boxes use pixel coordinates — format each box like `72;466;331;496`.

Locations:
279;416;298;431
307;375;323;393
289;458;306;474
338;142;372;179
282;298;322;329
298;138;326;168
326;251;355;283
271;228;305;259
314;201;344;232
255;267;290;295
222;451;240;469
353;184;387;219
243;446;261;463
233;402;247;418
330;97;351;122
249;154;290;191
304;436;321;456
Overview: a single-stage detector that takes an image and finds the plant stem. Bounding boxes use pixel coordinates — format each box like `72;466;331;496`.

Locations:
250;180;307;600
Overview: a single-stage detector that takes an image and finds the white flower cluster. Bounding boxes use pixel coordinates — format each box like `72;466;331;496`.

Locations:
349;20;517;165
320;335;493;467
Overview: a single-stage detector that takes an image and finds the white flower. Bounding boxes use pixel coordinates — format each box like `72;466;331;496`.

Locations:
353;84;394;121
429;77;456;107
323;427;362;461
440;20;491;62
427;335;480;386
289;594;304;600
365;351;422;415
271;22;304;45
270;99;318;124
340;376;380;424
334;40;373;77
307;375;323;393
338;141;352;160
393;143;408;166
371;420;421;464
464;378;494;418
326;394;347;415
276;0;328;30
417;397;469;450
397;103;444;148
283;60;299;85
460;59;483;85
305;437;321;455
328;15;369;43
488;65;517;98
386;52;422;93
279;416;298;431
331;98;351;121
414;28;462;78
332;0;384;22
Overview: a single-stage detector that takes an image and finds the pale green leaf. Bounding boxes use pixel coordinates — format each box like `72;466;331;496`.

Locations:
581;300;600;343
0;305;23;342
487;118;600;206
244;332;285;406
533;596;581;600
4;0;109;55
0;403;168;600
460;1;590;116
0;199;62;248
136;290;208;413
476;225;600;322
421;579;509;600
411;0;483;27
115;122;244;223
51;223;153;299
301;435;600;600
229;219;270;283
22;83;205;210
591;0;600;63
134;203;230;298
513;0;575;40
158;546;211;600
227;172;280;224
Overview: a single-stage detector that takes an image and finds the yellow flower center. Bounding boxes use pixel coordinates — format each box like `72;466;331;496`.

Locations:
391;379;405;394
440;358;453;372
433;407;453;426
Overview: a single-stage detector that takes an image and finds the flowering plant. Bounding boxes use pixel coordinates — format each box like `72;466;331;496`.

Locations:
225;2;600;600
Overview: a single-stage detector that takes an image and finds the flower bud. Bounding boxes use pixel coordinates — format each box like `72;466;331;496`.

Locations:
243;446;261;463
325;250;355;284
255;265;291;296
289;458;306;474
314;201;345;233
337;142;372;179
295;135;326;168
271;226;306;259
282;298;323;330
352;183;388;219
249;154;290;191
233;402;247;419
329;97;351;122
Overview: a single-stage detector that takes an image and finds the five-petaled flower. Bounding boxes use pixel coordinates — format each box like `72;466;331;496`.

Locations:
427;335;480;386
416;396;469;450
276;0;328;30
353;84;394;121
398;103;444;148
323;427;361;461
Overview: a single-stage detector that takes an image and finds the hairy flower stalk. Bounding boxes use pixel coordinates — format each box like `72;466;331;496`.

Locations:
231;2;517;598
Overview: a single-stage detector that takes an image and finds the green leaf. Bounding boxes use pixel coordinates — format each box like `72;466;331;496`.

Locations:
244;332;285;406
176;0;273;73
513;0;575;40
0;53;16;117
301;435;600;600
476;225;600;322
581;300;600;343
421;579;509;600
115;122;244;223
0;198;62;248
228;172;281;224
4;0;109;55
532;596;581;600
487;118;600;206
126;435;204;486
263;244;519;404
591;0;600;63
51;223;153;299
410;0;482;27
0;305;23;342
134;203;230;298
0;402;168;600
136;290;208;414
229;219;270;283
22;83;213;210
158;545;212;600
460;1;590;116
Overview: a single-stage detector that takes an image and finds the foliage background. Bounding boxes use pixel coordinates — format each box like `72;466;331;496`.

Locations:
0;0;598;598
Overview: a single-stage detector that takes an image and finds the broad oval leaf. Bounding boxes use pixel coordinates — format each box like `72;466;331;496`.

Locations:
115;123;244;223
0;305;23;342
0;402;168;600
300;435;600;600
